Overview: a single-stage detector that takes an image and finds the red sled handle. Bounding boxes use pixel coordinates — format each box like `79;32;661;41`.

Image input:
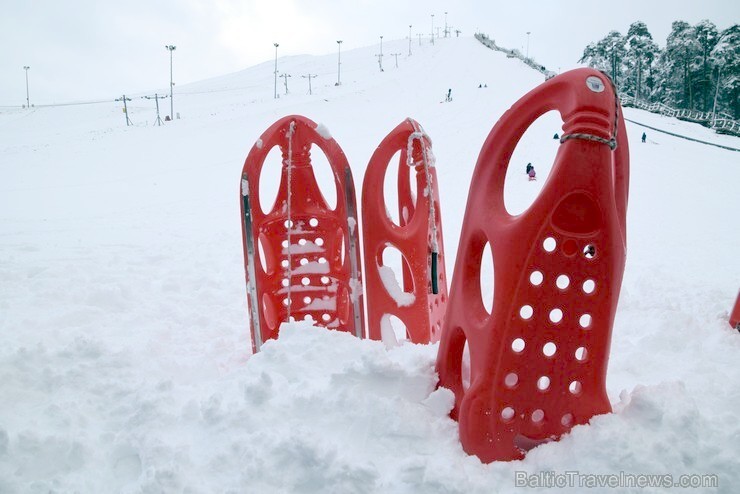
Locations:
483;68;628;232
242;115;349;217
362;118;435;240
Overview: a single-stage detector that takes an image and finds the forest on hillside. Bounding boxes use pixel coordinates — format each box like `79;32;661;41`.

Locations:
580;20;739;119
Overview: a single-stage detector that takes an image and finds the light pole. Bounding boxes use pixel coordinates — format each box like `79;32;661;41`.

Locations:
391;53;401;68
273;43;279;99
431;14;435;45
526;32;531;59
281;73;291;95
302;74;317;95
165;45;176;119
408;25;412;56
23;66;30;108
336;40;342;85
376;35;384;72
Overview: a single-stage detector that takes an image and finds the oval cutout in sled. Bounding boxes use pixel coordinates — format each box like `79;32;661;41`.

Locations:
383;150;407;226
379;244;415;305
258;146;284;215
504;110;562;216
480;240;494;314
310;144;338;211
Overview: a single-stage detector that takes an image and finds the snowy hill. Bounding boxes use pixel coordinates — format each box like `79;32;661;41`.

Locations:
1;36;739;493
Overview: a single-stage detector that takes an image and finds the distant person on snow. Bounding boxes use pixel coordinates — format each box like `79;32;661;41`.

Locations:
641;132;647;143
446;88;452;102
553;133;559;139
526;162;533;175
528;167;536;181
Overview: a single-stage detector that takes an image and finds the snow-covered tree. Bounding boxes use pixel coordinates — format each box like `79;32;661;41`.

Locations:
581;20;738;117
579;31;626;87
623;22;660;102
693;20;720;111
661;21;701;109
711;24;740;118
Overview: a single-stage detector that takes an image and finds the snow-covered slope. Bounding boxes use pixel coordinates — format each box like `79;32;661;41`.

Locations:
1;36;739;493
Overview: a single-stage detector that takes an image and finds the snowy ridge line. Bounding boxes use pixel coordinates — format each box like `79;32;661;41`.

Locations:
624;118;740;153
474;33;556;78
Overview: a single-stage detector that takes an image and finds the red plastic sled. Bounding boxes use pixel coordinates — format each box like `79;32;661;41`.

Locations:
436;68;629;462
730;290;740;330
361;118;448;344
240;115;365;353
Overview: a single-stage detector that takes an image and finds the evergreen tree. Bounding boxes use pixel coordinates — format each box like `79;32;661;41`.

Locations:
663;21;701;109
579;31;626;88
623;22;660;102
711;24;740;118
581;19;739;118
693;20;720;111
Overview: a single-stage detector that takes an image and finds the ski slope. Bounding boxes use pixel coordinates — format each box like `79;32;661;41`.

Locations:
1;36;739;493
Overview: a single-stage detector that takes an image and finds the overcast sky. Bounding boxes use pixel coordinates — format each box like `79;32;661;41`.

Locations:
1;0;736;105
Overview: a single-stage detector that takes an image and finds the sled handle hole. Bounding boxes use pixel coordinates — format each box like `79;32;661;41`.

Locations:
582;279;596;294
531;409;545;423
579;314;592;329
511;338;526;353
549;308;563;323
542;342;557;357
543;237;557;252
568;381;582;395
519;305;533;320
529;270;543;286
504;373;519;388
537;376;550;391
575;347;588;361
501;407;515;422
561;413;574;427
583;244;596;259
556;274;570;289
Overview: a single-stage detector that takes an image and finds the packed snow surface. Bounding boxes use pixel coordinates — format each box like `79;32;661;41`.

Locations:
1;36;739;493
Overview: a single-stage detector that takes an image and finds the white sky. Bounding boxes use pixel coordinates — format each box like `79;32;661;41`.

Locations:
1;0;736;105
